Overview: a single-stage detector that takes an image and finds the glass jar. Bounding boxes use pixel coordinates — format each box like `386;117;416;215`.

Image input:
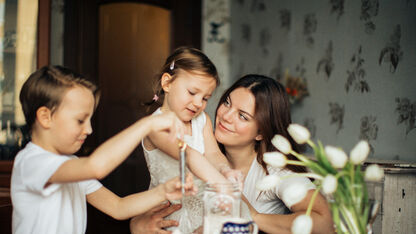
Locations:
203;182;241;234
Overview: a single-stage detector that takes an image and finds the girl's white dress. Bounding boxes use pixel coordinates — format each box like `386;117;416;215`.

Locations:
143;108;206;233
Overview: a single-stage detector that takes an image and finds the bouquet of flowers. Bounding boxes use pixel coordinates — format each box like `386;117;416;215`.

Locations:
256;124;384;234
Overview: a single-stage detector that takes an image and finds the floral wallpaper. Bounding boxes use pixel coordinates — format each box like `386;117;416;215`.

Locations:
227;0;416;162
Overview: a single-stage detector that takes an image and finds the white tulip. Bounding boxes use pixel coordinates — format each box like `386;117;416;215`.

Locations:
291;214;313;234
263;152;287;168
365;164;384;181
288;124;311;144
322;174;338;194
325;146;348;168
282;183;308;208
271;135;292;154
256;174;280;191
350;140;370;164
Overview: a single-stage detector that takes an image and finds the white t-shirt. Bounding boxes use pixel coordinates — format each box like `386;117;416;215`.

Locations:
243;159;315;214
11;142;102;234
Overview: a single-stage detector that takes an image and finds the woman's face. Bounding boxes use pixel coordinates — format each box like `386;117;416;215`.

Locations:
215;87;262;148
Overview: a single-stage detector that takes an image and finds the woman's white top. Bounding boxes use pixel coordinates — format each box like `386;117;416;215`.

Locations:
142;108;206;233
243;158;315;214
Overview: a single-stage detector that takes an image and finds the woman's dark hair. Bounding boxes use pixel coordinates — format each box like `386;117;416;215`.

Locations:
215;74;306;173
149;46;219;105
19;65;100;130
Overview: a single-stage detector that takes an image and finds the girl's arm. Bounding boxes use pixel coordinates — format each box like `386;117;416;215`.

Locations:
202;114;231;170
245;191;335;234
48;112;183;184
87;175;196;220
146;114;228;184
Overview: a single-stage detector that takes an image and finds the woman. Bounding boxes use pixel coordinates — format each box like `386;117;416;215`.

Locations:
131;74;334;234
214;74;333;233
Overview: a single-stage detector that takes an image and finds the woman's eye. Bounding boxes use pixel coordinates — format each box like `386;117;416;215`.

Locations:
188;90;195;95
224;98;230;107
78;120;85;124
239;113;248;121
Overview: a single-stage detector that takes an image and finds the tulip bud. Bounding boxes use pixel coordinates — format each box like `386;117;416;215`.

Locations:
271;135;292;154
282;183;308;208
263;152;287;168
292;214;313;234
325;146;348;168
288;124;311;144
350;140;370;165
322;174;338;194
256;174;280;191
365;164;384;182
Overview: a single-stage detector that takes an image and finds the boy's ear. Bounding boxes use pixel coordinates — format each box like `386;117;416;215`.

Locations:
161;73;172;93
36;106;52;128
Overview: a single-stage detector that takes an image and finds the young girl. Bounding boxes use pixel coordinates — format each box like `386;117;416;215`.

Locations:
11;66;195;234
142;47;234;233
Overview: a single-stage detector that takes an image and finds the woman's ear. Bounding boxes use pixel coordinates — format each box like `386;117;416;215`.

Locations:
161;73;172;93
255;134;263;141
36;106;52;129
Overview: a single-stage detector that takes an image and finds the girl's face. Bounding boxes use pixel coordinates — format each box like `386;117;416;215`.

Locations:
162;69;217;122
215;87;262;148
48;86;95;155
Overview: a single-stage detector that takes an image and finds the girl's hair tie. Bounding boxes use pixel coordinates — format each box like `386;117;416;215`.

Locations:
152;94;159;102
169;61;175;70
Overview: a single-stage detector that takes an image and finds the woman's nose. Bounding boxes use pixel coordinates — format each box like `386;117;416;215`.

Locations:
222;109;234;122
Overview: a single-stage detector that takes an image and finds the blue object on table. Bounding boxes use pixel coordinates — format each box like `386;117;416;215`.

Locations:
221;219;258;234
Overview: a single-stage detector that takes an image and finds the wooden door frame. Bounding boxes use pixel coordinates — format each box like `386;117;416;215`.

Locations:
38;0;51;68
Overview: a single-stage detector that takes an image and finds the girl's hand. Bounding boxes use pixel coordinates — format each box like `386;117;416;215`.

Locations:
150;111;185;142
219;164;244;190
164;174;197;200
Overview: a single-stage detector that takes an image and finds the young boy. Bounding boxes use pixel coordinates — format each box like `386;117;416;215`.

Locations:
11;66;195;234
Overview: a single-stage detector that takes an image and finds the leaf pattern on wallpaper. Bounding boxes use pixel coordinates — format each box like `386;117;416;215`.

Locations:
303;117;317;139
395;97;416;135
379;25;403;73
303;13;317;48
295;57;307;78
260;28;271;56
360;0;379;34
329;0;345;21
360;115;378;156
241;23;251;43
269;53;283;81
329;102;344;133
250;0;266;13
279;9;291;31
208;22;226;43
316;41;334;81
345;46;370;93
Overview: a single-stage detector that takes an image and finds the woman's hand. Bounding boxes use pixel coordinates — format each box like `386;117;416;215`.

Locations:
130;202;182;234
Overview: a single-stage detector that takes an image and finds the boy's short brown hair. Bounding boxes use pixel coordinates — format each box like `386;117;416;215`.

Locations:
19;65;100;129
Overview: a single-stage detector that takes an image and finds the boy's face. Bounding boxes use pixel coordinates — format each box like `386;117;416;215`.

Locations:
48;86;95;155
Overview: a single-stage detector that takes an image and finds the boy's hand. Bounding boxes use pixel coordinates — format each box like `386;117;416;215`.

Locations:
150;111;185;142
164;174;197;200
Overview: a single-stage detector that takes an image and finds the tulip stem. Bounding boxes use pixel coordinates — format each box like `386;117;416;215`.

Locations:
306;184;322;216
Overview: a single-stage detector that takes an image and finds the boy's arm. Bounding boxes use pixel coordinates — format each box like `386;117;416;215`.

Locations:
87;175;195;220
49;112;182;184
147;115;228;184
